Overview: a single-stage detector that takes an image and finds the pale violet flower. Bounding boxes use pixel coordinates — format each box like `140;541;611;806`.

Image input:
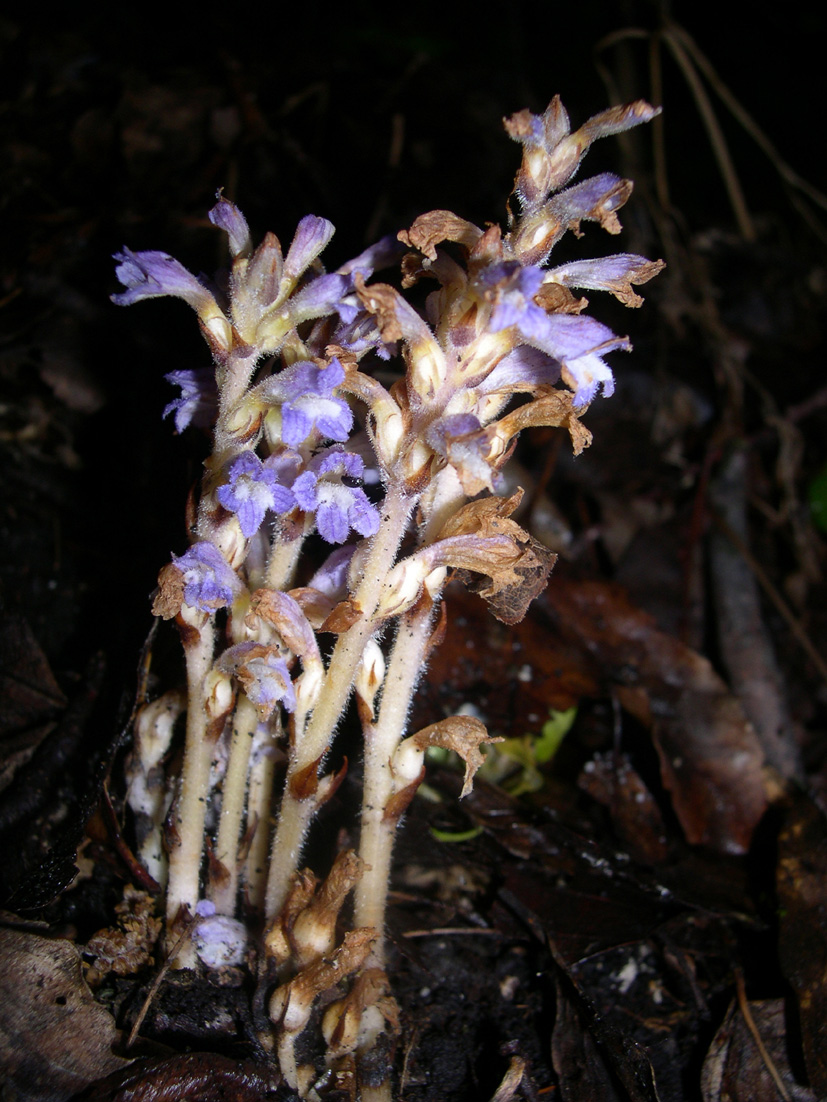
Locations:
193;900;249;968
208;196;252;258
216;451;295;538
283;215;336;283
173;542;242;612
163;368;218;433
293;449;380;544
477;261;629;405
111;249;218;313
219;642;296;714
262;358;353;447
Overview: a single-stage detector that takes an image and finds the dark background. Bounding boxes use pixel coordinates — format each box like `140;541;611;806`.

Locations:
2;0;823;676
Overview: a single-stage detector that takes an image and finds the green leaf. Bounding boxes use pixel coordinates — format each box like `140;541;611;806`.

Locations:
535;706;578;763
429;825;483;843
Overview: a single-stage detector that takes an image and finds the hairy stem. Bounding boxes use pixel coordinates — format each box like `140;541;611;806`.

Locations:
210;692;259;914
355;467;461;956
265;483;414;918
245;714;282;911
165;614;216;965
354;599;436;957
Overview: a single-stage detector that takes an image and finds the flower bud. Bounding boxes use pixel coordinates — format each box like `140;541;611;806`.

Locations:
355;639;386;721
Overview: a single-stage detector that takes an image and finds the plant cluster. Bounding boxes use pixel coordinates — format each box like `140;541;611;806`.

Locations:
114;95;662;1098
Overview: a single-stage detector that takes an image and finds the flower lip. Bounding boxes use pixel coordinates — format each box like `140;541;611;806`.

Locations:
172;541;242;613
163;369;218;433
219;641;297;714
263;358;353;447
216;451;296;539
293;448;380;545
111;249;217;311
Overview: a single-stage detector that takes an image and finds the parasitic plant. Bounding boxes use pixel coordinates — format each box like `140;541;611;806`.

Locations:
115;95;663;1098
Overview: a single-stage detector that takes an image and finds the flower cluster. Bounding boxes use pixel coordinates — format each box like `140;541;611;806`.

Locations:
115;96;662;1098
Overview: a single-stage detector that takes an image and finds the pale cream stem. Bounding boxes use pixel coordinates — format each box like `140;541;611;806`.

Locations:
210;692;259;915
165;613;216;965
265;526;305;591
265;483;414;918
354;601;436;957
355;465;465;958
244;713;282;911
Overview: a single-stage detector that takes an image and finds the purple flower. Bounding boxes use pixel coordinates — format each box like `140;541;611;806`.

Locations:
479;346;561;395
534;313;630;406
505;97;661;209
478;262;629;406
263;358;353;447
548;173;631;230
293;449;380;544
308;545;356;599
208;196;252;258
193;901;249;968
336;234;406;283
283;215;336;283
426;414;495;493
546;254;665;307
216;451;295;538
333;313;395;360
479;262;547;339
111;249;217;312
219;642;296;714
163;369;218;433
173;542;242;612
287;272;352;324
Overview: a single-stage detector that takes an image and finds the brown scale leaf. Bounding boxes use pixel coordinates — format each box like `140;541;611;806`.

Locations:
398;210;483;260
492;391;593;456
151;562;184;620
411;715;499;797
438;492;558;625
354;276;403;343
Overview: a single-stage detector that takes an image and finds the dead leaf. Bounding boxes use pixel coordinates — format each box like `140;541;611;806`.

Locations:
578;751;669;865
776;792;827;1097
411;715;499;797
398;210;483;260
0;927;130;1101
701;997;816;1102
543;578;769;854
0;616;66;743
437;492;557;625
79;1053;281;1102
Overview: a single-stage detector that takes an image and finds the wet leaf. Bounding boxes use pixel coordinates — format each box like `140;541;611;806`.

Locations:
578;751;669;865
701;998;816;1102
77;1053;282;1101
542;577;769;853
0;928;130;1101
0;616;66;743
776;792;827;1097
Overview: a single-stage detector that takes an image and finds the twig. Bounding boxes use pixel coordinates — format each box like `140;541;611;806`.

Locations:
711;504;827;690
734;969;791;1102
126;920;194;1049
401;927;499;939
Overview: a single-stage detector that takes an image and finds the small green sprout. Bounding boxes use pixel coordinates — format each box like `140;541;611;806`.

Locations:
480;706;578;796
